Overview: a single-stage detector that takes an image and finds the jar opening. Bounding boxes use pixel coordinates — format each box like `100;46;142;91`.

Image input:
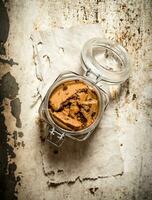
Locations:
48;79;99;131
44;76;104;136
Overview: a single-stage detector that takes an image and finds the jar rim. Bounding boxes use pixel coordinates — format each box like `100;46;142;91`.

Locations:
44;75;104;136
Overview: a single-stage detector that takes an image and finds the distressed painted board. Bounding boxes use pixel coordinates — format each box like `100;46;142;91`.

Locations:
0;0;152;200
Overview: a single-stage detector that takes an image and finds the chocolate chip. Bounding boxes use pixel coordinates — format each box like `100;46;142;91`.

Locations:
63;85;68;91
77;112;87;123
91;112;96;118
65;102;72;109
79;88;88;93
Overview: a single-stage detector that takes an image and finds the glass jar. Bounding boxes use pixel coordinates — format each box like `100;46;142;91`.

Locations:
39;38;130;147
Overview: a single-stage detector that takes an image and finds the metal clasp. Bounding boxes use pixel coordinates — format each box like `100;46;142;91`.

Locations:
83;68;101;83
47;126;65;147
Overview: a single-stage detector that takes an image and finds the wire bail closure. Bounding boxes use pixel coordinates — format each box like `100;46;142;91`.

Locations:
47;126;65;147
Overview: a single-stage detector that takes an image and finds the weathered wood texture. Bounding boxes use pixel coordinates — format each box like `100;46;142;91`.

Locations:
0;0;152;199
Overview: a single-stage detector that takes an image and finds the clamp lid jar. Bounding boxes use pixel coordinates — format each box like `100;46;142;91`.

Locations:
39;38;130;147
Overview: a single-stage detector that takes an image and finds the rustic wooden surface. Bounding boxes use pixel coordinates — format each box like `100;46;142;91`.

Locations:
0;0;152;199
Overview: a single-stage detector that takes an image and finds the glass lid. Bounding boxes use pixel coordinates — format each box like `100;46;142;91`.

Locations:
81;38;131;84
